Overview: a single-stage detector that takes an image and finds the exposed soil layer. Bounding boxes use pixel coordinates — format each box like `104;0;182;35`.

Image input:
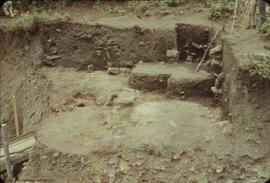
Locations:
0;13;269;183
40;22;176;69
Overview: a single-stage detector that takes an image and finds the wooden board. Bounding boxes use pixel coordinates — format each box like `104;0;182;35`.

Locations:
0;132;36;171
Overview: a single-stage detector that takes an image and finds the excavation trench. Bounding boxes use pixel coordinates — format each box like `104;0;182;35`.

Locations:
0;21;270;182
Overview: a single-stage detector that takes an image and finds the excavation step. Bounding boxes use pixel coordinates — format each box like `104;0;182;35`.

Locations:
129;63;213;97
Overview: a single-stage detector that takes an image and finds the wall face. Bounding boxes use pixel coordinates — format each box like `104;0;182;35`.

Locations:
40;22;176;70
0;22;176;136
0;28;50;136
222;39;270;127
176;23;210;61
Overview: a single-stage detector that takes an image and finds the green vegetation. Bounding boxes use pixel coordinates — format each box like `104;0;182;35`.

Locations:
256;164;270;183
248;55;270;80
260;20;270;37
9;10;70;31
201;0;235;18
138;0;152;12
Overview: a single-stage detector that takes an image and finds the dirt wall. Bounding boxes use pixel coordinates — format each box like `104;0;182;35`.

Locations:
0;21;176;137
40;22;176;70
0;28;50;136
222;39;270;129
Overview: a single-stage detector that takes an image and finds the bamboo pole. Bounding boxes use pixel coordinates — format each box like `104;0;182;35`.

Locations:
12;95;20;137
196;30;220;72
1;124;13;179
231;0;239;32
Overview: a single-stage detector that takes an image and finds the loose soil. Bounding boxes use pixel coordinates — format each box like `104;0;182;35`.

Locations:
0;1;270;183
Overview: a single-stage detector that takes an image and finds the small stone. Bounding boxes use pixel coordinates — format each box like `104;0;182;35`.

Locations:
122;60;134;68
45;55;62;61
53;152;60;158
209;45;222;55
239;175;245;179
119;160;130;174
108;67;121;75
180;91;185;95
109;158;118;165
179;11;184;15
226;180;234;183
189;166;195;172
144;11;151;16
138;41;145;47
186;55;193;62
40;155;48;160
166;50;179;58
216;166;224;173
119;10;126;15
211;86;222;95
211;59;220;67
56;28;61;32
172;152;183;160
87;64;94;73
154;166;166;171
96;50;102;56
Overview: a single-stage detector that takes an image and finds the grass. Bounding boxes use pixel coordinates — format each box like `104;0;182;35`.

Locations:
9;10;71;31
201;0;235;18
260;20;270;37
248;55;270;80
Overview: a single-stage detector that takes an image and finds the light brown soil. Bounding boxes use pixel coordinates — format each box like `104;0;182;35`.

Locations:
0;1;270;183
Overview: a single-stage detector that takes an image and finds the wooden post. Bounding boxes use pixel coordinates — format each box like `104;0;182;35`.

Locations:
1;124;13;179
231;0;239;32
196;30;220;72
12;95;20;137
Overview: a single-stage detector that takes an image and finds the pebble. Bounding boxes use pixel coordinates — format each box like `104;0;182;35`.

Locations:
40;155;48;160
216;166;224;173
87;64;94;73
119;160;130;173
172;151;184;160
186;55;193;62
209;45;222;55
53;152;60;158
144;11;151;17
138;41;145;47
108;67;121;75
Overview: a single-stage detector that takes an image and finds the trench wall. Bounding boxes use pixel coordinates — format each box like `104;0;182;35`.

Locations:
222;39;270;127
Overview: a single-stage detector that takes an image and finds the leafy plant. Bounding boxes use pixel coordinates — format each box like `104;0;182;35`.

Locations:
138;0;151;12
201;0;235;18
160;3;168;11
9;10;70;30
248;55;270;80
260;20;270;37
209;3;222;18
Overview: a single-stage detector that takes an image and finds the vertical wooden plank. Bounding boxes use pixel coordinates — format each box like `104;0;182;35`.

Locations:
12;95;20;137
1;124;13;179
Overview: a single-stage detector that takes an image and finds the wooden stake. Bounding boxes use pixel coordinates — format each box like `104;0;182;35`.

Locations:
12;95;20;137
231;0;239;32
1;124;14;179
196;30;220;72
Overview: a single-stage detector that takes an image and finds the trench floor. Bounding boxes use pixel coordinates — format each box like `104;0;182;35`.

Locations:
36;67;233;157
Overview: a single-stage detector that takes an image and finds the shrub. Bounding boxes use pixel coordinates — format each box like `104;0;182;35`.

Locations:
248;55;270;80
260;20;270;37
9;10;71;30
